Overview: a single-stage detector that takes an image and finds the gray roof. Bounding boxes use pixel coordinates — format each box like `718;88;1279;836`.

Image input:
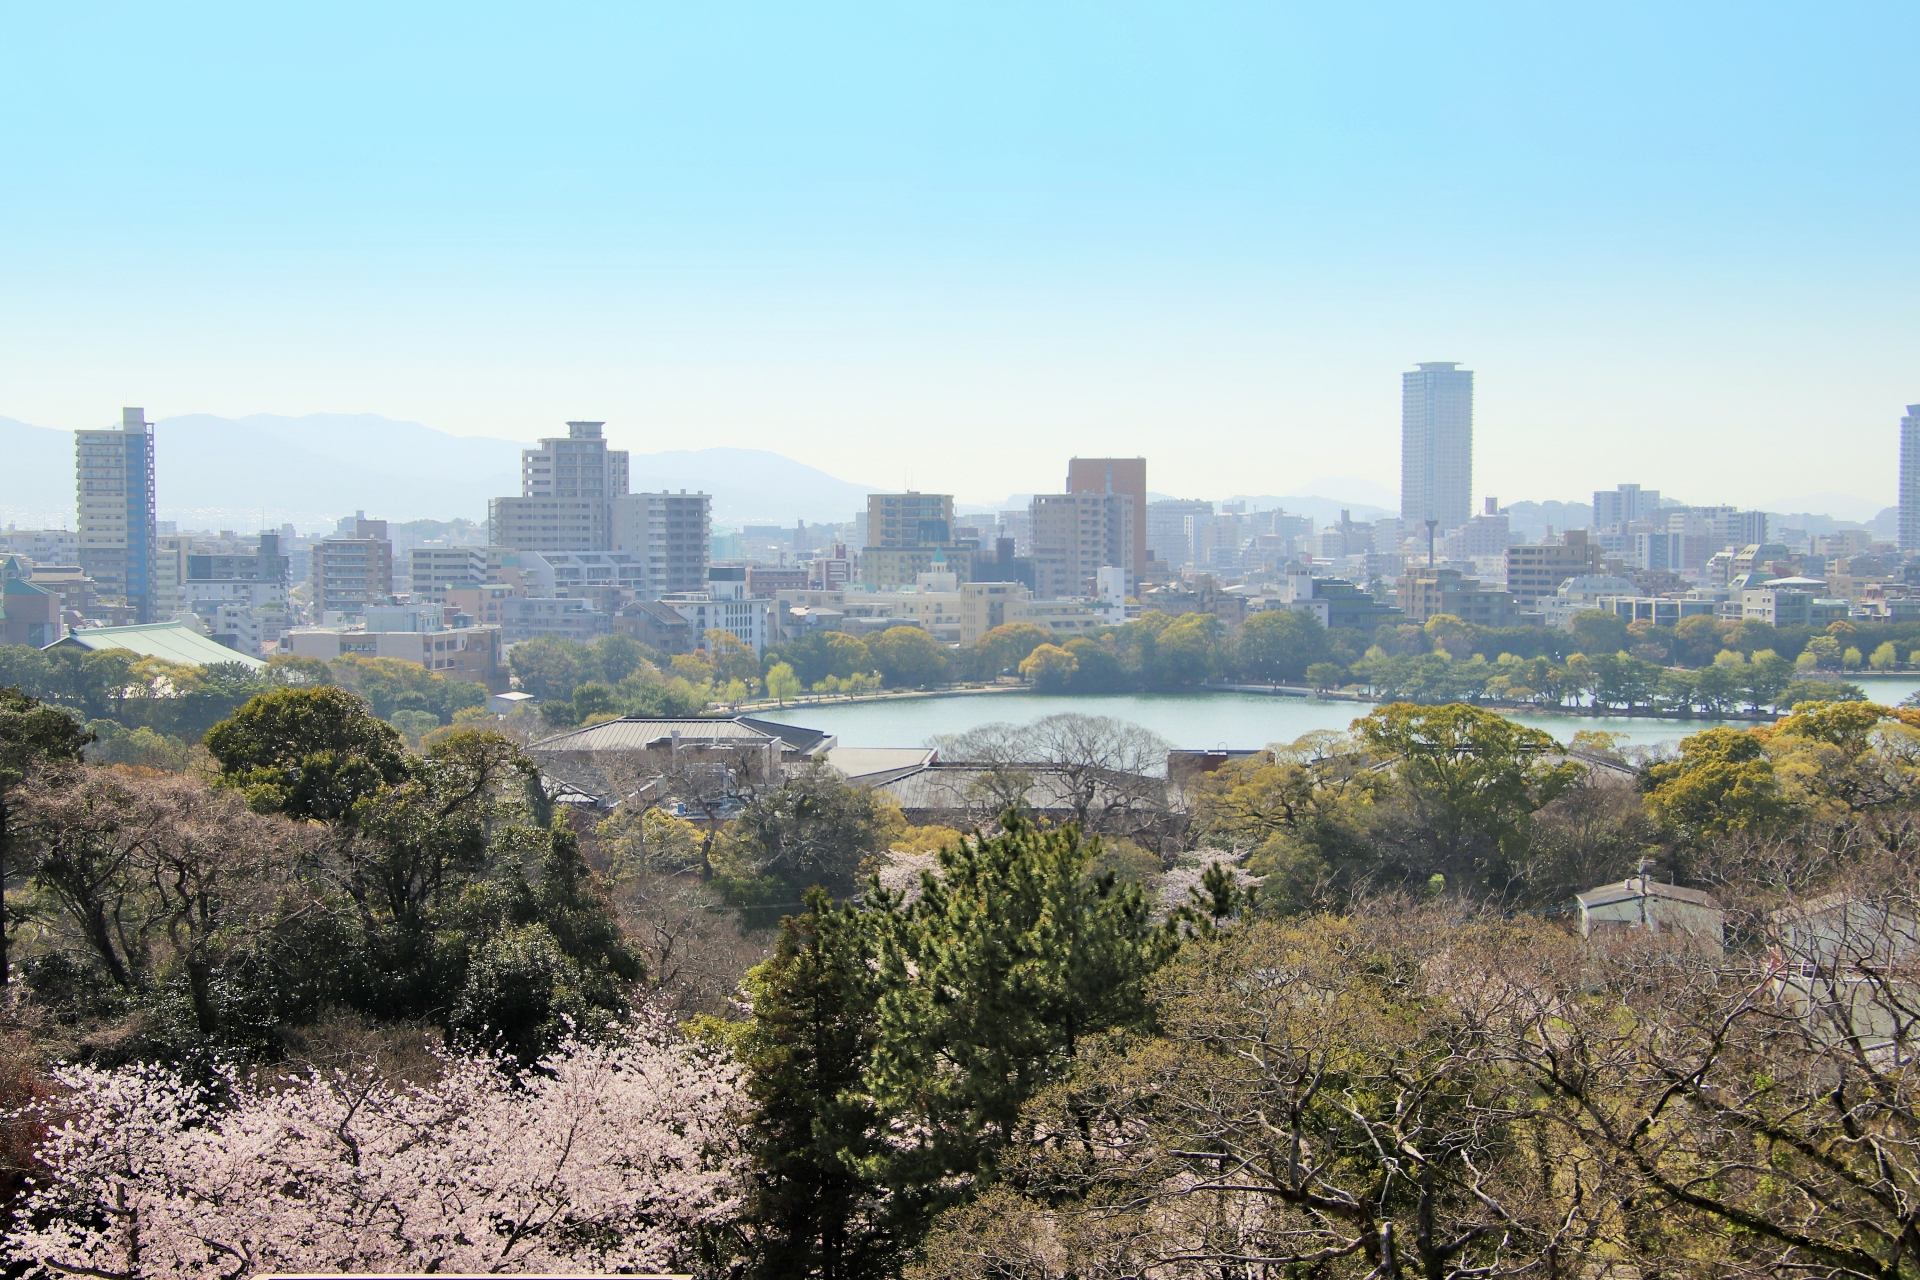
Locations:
828;746;938;780
1576;878;1721;912
49;621;266;670
528;714;833;757
868;762;1149;815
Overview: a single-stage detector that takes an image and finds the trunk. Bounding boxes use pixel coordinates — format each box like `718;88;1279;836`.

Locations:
185;954;216;1033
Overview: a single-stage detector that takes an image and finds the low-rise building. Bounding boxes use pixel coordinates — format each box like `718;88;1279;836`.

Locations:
0;556;62;647
1535;575;1644;629
1594;595;1719;628
50;620;266;670
286;623;505;690
662;566;772;653
409;545;490;598
1269;568;1404;632
1576;875;1724;950
1395;566;1519;627
1742;580;1852;628
500;596;609;644
1505;530;1604;607
612;599;697;654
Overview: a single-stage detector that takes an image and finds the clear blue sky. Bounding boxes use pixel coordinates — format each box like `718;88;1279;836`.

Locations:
3;3;1916;514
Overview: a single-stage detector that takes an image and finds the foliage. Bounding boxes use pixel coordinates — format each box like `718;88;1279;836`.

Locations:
326;653;487;723
867;625;950;687
508;632;673;704
719;765;893;916
763;630;876;688
204;685;413;822
7;1020;742;1278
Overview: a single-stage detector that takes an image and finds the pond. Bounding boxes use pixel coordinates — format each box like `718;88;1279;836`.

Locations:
781;675;1920;753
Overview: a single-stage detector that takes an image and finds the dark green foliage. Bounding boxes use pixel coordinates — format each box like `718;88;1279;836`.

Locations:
205;685;413;822
726;766;891;910
509;633;673;705
0;686;93;983
732;890;895;1280
761;630;876;688
1232;608;1332;681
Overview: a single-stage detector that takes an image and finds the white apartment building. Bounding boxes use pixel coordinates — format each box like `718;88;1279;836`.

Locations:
663;566;771;654
609;490;712;596
489;421;633;554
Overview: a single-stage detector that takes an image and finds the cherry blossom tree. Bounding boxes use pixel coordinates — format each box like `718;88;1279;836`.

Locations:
6;1014;742;1277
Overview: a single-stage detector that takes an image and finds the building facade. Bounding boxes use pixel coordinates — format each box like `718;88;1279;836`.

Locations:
1030;491;1136;600
1145;499;1215;570
1903;405;1920;553
311;521;394;620
865;492;954;550
76;408;158;621
490;421;632;554
609;490;712;596
1505;530;1605;607
1395;566;1517;626
1400;363;1474;535
663;566;772;653
1066;457;1147;574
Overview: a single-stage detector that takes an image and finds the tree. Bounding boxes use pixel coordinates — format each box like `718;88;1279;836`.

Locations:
726;765;891;900
765;661;802;705
7;1021;743;1278
969;623;1051;678
917;911;1611;1279
1022;713;1173;837
1567;608;1630;657
1305;660;1345;690
869;816;1170;1242
1018;643;1077;691
205;686;413;823
1872;640;1900;670
1148;612;1221;689
868;626;949;687
0;686;91;984
1643;726;1793;842
728;890;895;1280
507;634;598;702
765;630;874;688
1232;608;1331;682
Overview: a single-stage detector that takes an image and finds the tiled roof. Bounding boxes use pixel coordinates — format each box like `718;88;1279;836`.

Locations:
1576;878;1720;911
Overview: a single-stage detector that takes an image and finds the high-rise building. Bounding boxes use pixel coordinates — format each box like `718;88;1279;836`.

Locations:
1902;405;1920;553
611;490;712;597
76;408;158;621
1400;363;1474;535
1030;491;1136;599
489;421;631;553
1067;457;1147;572
1145;499;1214;570
1592;484;1662;532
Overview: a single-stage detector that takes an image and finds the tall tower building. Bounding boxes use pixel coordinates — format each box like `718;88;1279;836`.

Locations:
1400;363;1474;536
1066;457;1147;572
1903;406;1920;553
489;421;631;553
76;407;158;622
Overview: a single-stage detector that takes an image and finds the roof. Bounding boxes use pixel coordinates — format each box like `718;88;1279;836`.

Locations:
828;746;938;781
528;714;834;758
868;762;1156;815
48;621;266;670
1576;877;1721;912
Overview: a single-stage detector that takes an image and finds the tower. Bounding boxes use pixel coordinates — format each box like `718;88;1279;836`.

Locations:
1400;363;1473;535
76;407;158;622
1902;406;1920;553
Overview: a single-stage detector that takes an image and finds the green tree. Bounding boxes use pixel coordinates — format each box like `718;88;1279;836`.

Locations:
728;891;894;1280
868;816;1169;1242
0;686;92;984
1148;612;1221;690
765;661;802;705
968;623;1051;679
204;685;413;822
765;631;875;688
1567;609;1630;657
1642;726;1792;842
1232;608;1332;682
1670;613;1727;666
868;625;949;687
1871;640;1900;670
507;634;598;702
726;765;891;902
1019;643;1077;691
1304;661;1344;690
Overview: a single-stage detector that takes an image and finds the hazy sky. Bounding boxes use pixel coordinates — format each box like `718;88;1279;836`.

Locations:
4;4;1916;513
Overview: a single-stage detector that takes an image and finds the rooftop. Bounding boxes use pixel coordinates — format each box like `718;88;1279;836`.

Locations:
49;621;267;670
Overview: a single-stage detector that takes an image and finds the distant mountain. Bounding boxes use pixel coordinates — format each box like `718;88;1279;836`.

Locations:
0;413;883;530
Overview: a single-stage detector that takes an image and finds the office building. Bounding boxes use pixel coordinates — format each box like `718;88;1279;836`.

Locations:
1903;406;1920;553
311;518;394;619
609;490;712;595
866;492;953;548
1030;491;1135;599
0;528;78;565
1067;457;1147;573
287;623;506;690
76;408;158;621
489;421;631;553
1400;363;1474;535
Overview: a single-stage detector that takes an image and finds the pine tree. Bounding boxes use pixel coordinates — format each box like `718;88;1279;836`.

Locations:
868;815;1170;1235
734;888;896;1280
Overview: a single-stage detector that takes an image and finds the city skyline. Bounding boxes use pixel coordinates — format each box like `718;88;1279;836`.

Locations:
3;6;1916;508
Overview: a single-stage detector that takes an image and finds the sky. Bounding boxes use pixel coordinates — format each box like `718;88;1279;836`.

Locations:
3;3;1917;515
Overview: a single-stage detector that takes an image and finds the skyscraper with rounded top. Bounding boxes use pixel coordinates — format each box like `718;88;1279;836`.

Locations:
1901;405;1920;552
1400;362;1473;536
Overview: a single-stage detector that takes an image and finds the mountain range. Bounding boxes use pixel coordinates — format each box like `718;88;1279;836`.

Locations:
0;414;884;529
